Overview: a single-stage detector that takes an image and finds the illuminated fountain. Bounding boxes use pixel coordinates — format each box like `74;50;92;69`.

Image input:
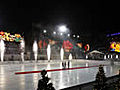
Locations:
69;53;72;60
116;55;118;59
47;44;51;61
111;55;113;59
60;47;64;61
86;55;88;59
104;55;106;60
33;41;38;62
20;39;25;62
0;39;5;62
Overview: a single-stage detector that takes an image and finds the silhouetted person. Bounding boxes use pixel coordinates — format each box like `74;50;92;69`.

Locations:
37;70;55;90
68;61;70;69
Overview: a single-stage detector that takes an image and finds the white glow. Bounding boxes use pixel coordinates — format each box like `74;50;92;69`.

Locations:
59;25;67;32
73;35;75;37
60;33;63;36
69;53;72;60
33;41;38;61
86;55;88;59
43;30;47;33
0;39;5;62
86;63;88;67
53;31;56;34
104;55;106;59
67;34;70;37
20;40;25;62
47;44;51;61
108;55;109;58
111;55;113;58
116;55;118;59
60;47;64;60
77;35;80;38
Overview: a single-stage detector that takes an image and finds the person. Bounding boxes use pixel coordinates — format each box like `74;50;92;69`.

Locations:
68;60;70;69
37;70;55;90
62;61;66;69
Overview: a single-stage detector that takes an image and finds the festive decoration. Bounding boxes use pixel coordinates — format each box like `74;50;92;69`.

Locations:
84;44;90;52
37;70;55;90
0;31;23;42
63;40;73;52
110;42;120;53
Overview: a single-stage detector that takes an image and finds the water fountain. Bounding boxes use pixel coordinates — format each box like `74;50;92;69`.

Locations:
86;55;88;59
20;39;25;62
0;39;5;62
111;55;113;59
104;55;106;60
33;41;38;62
60;47;64;61
116;55;118;59
47;44;51;61
69;53;72;60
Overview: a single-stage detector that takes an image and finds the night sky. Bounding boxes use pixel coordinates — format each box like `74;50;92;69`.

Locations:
0;1;120;48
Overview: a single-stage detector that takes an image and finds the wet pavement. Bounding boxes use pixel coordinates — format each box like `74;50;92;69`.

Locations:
0;59;120;90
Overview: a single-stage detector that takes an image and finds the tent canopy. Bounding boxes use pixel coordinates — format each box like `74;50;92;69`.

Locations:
89;50;104;54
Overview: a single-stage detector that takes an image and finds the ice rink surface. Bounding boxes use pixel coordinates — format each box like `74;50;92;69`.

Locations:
0;59;120;90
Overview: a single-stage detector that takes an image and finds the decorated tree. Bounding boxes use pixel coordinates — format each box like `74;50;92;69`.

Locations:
37;70;55;90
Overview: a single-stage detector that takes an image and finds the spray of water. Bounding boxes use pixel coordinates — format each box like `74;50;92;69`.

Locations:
47;44;51;61
0;39;5;62
33;41;38;62
20;40;25;62
60;47;64;61
104;55;106;60
69;53;72;60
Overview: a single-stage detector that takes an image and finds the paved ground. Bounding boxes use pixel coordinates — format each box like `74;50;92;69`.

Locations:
0;59;120;90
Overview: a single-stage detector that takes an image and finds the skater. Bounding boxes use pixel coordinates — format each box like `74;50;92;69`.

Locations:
68;61;70;69
62;61;66;69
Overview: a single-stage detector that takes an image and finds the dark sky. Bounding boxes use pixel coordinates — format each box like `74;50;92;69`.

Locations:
32;1;120;35
0;1;120;47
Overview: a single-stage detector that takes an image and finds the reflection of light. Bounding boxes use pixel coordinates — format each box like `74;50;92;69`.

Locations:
0;66;6;88
108;55;109;58
70;61;72;68
47;64;51;77
60;62;62;69
33;64;38;90
59;71;64;89
86;63;88;67
20;65;25;89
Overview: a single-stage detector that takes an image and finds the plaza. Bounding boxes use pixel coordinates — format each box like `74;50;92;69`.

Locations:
0;60;120;90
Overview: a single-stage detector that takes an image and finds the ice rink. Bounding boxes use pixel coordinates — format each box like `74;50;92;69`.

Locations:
0;60;120;90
